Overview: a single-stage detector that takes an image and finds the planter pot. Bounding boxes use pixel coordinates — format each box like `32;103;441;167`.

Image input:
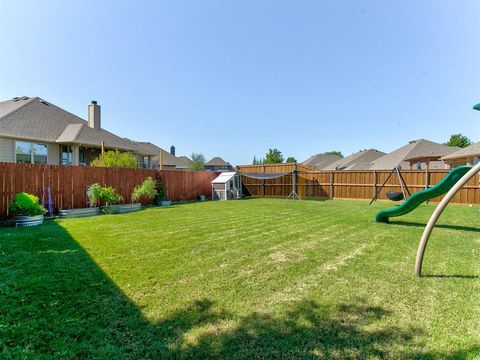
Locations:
156;200;172;206
59;207;100;219
14;214;44;227
102;205;120;214
117;203;142;214
199;195;206;201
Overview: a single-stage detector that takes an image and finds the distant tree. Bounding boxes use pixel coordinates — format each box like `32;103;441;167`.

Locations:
264;149;284;164
252;156;264;165
91;149;137;168
444;134;472;148
323;151;344;158
286;157;297;163
189;153;206;170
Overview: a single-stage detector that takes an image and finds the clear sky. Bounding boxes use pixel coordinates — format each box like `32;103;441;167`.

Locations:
1;1;479;165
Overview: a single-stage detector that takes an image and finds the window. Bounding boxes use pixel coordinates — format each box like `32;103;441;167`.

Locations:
61;145;73;165
16;141;48;164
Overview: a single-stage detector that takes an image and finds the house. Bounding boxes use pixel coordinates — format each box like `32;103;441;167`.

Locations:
369;139;459;170
133;142;190;170
323;149;385;170
176;156;193;169
0;96;157;167
441;141;480;167
302;154;342;170
204;157;234;171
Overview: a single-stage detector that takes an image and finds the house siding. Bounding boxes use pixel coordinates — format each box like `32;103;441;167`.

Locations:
47;143;60;165
0;137;14;163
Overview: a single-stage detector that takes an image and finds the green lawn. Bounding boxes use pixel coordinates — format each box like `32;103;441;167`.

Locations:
1;198;479;359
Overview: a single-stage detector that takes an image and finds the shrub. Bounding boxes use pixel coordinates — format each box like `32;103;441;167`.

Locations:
90;149;137;168
132;177;157;203
88;183;102;207
8;193;46;217
154;178;168;202
88;184;123;206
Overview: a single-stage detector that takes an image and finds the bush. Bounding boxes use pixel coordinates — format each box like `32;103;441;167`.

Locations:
154;178;168;202
8;193;46;217
132;177;157;203
90;149;137;168
88;183;123;206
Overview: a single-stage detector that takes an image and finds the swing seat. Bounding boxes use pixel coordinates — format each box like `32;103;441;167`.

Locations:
386;191;404;201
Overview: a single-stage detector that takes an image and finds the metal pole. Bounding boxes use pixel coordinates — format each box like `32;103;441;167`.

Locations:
415;162;480;277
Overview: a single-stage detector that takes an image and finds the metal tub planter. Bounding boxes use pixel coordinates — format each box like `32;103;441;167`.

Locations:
15;215;44;227
156;200;172;206
59;207;100;219
117;203;142;214
102;205;120;214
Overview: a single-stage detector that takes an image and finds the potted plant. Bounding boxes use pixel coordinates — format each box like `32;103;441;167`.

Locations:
8;192;47;227
120;177;157;213
155;178;171;206
58;184;101;218
99;186;123;214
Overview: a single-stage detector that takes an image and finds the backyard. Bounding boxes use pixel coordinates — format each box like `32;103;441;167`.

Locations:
0;198;479;359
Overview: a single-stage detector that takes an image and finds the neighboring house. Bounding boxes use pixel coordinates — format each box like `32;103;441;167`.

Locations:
302;154;342;170
205;157;234;171
133;142;189;170
369;139;459;170
0;96;157;167
323;149;385;170
441;141;480;167
176;156;193;169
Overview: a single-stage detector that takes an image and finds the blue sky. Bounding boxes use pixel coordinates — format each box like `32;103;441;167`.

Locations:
1;1;479;165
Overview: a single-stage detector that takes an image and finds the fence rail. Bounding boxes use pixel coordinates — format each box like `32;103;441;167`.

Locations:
238;163;480;204
0;163;218;219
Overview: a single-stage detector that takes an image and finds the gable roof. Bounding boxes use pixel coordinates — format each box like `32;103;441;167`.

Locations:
441;141;480;161
0;97;156;155
206;156;230;166
302;154;342;169
369;139;458;170
324;149;385;170
133;141;188;167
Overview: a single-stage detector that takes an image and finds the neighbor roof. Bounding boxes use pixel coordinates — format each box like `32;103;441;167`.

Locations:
0;97;156;155
441;141;480;161
324;149;385;170
206;157;230;166
369;139;458;170
133;141;188;167
302;154;342;170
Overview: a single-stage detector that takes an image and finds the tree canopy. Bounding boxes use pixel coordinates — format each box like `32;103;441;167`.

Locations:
286;157;297;163
264;149;284;164
444;134;472;148
188;153;206;170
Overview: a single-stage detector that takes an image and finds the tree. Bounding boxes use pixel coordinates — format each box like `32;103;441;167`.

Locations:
189;153;206;170
323;151;344;158
91;149;137;168
286;157;297;163
252;156;264;165
264;149;284;164
444;134;472;148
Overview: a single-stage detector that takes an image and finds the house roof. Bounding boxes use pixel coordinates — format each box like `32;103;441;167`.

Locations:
302;154;342;169
206;156;230;166
211;172;236;184
177;156;192;168
369;139;458;170
324;149;385;170
133;141;188;167
441;141;480;161
0;97;156;155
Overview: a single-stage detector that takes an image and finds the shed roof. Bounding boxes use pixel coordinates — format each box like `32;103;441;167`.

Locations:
212;172;236;184
441;141;480;161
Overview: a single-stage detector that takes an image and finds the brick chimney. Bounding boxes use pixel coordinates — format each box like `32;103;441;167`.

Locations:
170;145;175;156
88;100;101;130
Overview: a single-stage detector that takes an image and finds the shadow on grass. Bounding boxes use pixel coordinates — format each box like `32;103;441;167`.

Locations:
389;220;480;233
0;221;478;358
422;274;480;279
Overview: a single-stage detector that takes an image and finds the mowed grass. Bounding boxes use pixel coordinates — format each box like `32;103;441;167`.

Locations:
1;198;479;359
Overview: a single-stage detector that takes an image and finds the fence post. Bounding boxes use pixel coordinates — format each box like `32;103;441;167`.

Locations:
329;171;334;199
262;164;265;196
373;170;377;198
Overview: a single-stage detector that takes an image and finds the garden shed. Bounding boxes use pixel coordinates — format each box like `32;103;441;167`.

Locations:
211;172;242;200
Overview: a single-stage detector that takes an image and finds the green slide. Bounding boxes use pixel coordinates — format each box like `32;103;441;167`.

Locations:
375;165;472;223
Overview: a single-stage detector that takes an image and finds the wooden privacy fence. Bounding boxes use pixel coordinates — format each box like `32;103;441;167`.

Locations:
239;163;480;204
0;163;218;219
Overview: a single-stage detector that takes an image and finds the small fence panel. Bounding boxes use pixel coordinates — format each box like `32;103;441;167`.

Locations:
0;163;218;219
